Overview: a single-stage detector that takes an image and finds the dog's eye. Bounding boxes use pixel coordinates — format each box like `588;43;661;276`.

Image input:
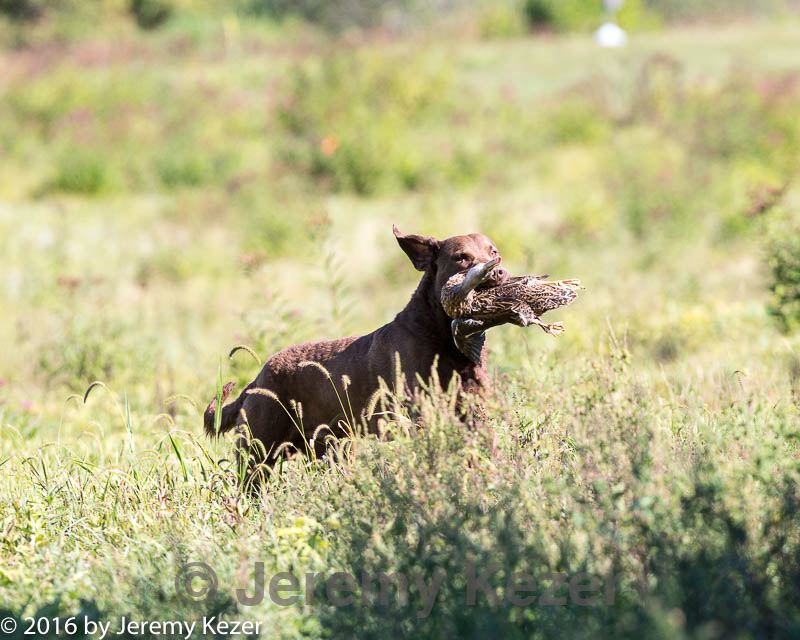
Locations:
453;253;470;264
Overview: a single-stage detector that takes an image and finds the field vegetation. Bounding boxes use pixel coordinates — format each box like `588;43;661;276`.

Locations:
1;1;800;638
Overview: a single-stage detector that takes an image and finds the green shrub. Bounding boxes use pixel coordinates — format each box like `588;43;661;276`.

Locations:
612;66;800;241
36;314;153;388
248;0;416;32
521;0;789;26
278;50;452;195
522;0;600;31
628;62;800;175
617;0;662;29
541;97;611;145
5;70;88;136
608;128;692;238
766;212;800;333
49;151;115;195
646;0;789;21
521;0;555;28
129;0;173;29
684;71;800;173
522;0;656;31
0;0;48;21
156;149;214;188
479;1;526;39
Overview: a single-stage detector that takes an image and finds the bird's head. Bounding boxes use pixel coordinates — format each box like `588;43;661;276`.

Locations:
446;257;502;304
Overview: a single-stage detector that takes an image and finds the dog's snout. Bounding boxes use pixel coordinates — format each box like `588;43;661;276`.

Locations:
489;267;508;284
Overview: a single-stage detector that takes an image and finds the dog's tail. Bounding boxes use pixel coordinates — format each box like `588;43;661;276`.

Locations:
204;381;244;438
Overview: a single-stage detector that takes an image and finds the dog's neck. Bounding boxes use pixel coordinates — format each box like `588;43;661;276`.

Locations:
396;270;450;337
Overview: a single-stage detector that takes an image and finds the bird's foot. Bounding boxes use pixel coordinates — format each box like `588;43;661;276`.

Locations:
540;321;565;336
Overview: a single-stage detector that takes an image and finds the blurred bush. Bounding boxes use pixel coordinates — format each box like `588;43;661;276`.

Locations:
522;0;656;32
155;141;239;189
627;302;720;363
0;0;48;21
129;0;173;29
609;127;690;238
618;58;800;239
522;0;598;31
689;73;800;176
247;0;418;32
633;59;800;169
478;1;526;38
766;211;800;333
278;49;452;194
49;151;117;195
541;97;611;145
646;0;791;21
518;0;791;33
37;313;155;388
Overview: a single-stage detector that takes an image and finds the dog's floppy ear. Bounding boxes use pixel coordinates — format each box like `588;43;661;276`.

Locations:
393;225;440;271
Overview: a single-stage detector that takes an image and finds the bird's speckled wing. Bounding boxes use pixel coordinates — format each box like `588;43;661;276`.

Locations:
524;280;580;316
469;294;530;319
503;275;549;285
483;278;580;317
466;276;541;318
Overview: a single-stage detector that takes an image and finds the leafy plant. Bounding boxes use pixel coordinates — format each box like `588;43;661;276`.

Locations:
521;0;604;31
522;0;772;31
646;0;790;21
766;212;800;333
278;49;452;194
247;0;419;32
49;151;116;195
479;2;526;39
0;0;48;21
129;0;173;29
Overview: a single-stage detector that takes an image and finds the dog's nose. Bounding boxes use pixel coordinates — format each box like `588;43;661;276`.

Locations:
489;267;508;283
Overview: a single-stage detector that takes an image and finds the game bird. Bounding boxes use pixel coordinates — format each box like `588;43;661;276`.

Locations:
441;258;582;362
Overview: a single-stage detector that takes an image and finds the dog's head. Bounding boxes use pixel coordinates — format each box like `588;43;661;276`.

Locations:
393;225;508;303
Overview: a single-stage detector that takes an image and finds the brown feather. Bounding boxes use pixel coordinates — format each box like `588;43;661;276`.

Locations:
442;273;581;327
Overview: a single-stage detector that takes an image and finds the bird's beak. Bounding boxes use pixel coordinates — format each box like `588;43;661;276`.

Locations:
452;257;501;302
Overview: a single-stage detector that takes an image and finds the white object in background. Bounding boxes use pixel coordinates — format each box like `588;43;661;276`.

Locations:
594;21;628;47
604;0;625;12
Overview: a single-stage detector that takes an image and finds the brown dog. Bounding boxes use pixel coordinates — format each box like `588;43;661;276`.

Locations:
204;226;507;461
